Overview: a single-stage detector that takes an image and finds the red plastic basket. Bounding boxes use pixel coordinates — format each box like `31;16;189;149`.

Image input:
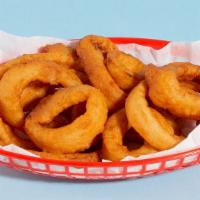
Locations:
0;37;200;180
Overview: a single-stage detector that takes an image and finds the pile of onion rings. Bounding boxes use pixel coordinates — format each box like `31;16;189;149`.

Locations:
0;35;198;162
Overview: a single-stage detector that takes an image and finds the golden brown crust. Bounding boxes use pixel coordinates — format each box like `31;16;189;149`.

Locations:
0;61;81;127
0;118;36;149
77;35;126;111
20;82;49;108
39;43;82;71
107;51;145;90
145;63;200;119
125;81;183;150
102;109;156;161
25;85;108;153
0;43;79;79
29;150;100;162
73;70;90;84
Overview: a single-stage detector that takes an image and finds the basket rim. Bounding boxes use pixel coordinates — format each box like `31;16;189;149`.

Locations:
72;37;170;49
0;147;200;167
1;36;193;168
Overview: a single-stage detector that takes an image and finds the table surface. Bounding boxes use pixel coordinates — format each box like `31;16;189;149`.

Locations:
0;0;200;199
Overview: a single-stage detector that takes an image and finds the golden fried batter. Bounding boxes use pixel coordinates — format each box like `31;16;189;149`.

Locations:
29;150;100;162
0;61;81;127
102;109;156;161
0;43;78;78
145;63;200;119
25;85;108;153
77;35;126;110
0;118;36;149
107;51;145;90
125;81;183;150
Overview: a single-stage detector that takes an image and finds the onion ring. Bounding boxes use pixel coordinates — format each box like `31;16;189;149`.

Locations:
125;81;183;150
145;63;200;119
39;43;82;71
106;50;145;90
180;80;200;92
25;85;108;153
73;70;90;84
77;35;126;110
20;82;49;108
29;150;100;162
0;61;81;127
0;118;36;149
0;43;78;79
102;109;156;161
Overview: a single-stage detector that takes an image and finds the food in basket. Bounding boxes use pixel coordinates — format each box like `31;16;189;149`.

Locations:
0;43;78;78
0;118;36;149
0;35;198;162
77;35;126;111
125;81;183;151
0;61;81;127
29;150;100;162
25;85;108;153
106;50;144;90
145;63;200;119
77;35;146;111
102;109;156;161
20;82;49;108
